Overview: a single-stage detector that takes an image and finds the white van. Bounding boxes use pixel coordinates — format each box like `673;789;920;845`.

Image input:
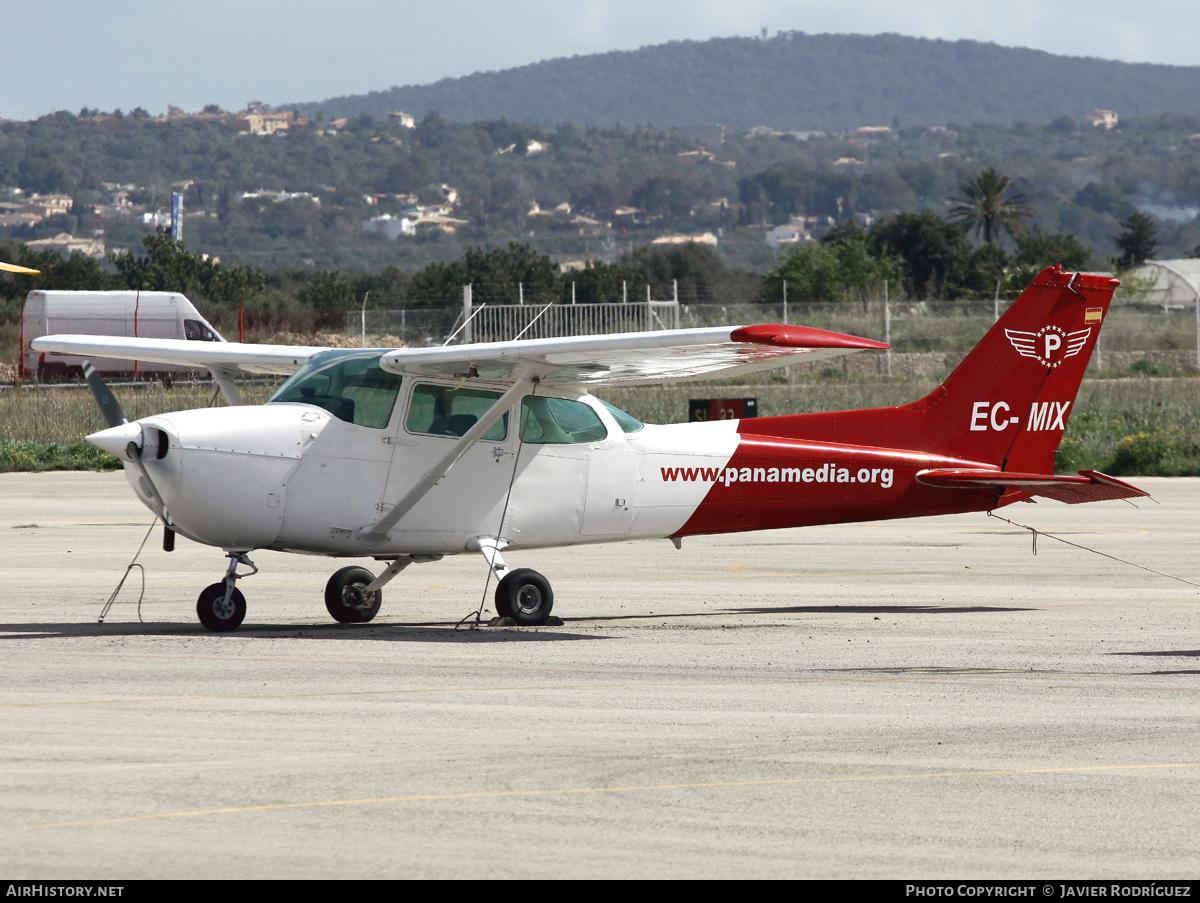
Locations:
22;290;225;379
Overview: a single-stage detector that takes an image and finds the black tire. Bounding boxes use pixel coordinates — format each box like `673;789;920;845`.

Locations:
324;566;381;624
197;582;246;632
494;568;554;626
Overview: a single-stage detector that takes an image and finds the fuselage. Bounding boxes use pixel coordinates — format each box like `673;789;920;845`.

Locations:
95;372;1003;558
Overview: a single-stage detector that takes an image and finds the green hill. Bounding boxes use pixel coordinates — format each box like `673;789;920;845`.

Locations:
295;32;1200;130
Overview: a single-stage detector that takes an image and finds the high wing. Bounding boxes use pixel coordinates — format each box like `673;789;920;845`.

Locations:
34;324;888;386
29;335;328;376
378;324;888;385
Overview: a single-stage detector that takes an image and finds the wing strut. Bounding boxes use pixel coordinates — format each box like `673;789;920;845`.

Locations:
357;366;540;544
207;366;245;405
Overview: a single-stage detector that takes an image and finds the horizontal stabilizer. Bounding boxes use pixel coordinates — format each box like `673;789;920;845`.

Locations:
915;468;1149;505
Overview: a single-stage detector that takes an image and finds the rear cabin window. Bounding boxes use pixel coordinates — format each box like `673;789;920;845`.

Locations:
406;384;508;441
520;396;608;444
268;350;402;429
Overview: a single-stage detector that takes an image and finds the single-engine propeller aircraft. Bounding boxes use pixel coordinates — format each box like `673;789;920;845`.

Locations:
32;266;1147;631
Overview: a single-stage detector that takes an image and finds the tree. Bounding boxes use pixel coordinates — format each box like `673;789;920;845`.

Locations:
409;242;560;305
0;239;119;306
763;232;900;303
948;168;1031;244
111;234;265;307
1114;212;1159;269
869;211;973;299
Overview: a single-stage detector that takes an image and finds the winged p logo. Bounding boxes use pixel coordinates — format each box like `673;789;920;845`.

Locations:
1005;326;1092;368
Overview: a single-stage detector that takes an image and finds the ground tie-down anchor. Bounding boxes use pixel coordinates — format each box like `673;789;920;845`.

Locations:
98;518;159;624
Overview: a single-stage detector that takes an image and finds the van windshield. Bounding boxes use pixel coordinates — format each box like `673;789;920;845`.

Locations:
268;350;402;429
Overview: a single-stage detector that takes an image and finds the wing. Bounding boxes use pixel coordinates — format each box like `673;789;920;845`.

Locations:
1004;329;1039;359
29;335;328;376
378;324;889;386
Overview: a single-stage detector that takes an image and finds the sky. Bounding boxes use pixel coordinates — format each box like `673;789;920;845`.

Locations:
3;0;1199;121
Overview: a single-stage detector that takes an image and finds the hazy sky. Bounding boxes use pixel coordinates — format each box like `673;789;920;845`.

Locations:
3;0;1198;120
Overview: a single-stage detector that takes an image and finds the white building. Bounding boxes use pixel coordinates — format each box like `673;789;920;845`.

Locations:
362;214;416;240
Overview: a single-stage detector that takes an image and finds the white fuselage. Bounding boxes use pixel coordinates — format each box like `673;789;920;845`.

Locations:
118;382;739;558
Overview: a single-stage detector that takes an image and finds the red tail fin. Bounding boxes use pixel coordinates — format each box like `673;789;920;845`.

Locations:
749;267;1118;471
917;266;1117;471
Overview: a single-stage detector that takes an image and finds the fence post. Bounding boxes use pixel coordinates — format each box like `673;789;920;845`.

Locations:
360;290;369;348
572;281;576;305
18;291;25;382
239;288;245;343
622;280;627;304
463;284;473;344
519;282;524;305
782;280;787;325
884;280;891;376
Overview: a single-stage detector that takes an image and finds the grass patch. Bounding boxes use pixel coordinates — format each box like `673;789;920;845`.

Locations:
0;440;120;472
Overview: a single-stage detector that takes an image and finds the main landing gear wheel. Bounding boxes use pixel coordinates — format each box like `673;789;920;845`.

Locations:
494;568;554;626
325;566;382;624
197;582;247;632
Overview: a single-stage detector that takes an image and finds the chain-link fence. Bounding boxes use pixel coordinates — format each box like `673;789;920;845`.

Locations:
7;290;1198;382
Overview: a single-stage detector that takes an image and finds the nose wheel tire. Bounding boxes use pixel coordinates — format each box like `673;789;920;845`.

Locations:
494;568;554;626
325;566;382;624
197;583;247;632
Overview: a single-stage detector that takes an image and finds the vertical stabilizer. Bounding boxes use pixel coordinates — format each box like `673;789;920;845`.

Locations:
918;266;1118;471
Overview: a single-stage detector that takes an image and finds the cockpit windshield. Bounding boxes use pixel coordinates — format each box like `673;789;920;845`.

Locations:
268;350;402;429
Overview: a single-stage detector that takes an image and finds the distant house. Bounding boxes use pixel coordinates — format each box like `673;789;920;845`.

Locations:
25;232;105;259
1084;109;1119;130
524;140;547;156
676;150;715;163
387;111;416;128
766;225;804;249
27;194;73;218
652;232;718;247
237;109;307;135
363;214;416;240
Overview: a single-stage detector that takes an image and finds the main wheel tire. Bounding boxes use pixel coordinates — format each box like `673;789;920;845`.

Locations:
494;568;554;626
325;566;381;624
197;582;247;632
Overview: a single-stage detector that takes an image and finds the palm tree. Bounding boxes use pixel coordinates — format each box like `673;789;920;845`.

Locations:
948;168;1031;244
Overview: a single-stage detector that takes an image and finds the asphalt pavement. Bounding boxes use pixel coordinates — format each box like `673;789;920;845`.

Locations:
1;472;1198;879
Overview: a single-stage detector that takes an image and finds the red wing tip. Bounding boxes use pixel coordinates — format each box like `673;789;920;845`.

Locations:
731;324;890;350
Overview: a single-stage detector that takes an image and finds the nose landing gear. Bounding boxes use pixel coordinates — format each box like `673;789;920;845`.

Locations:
196;553;257;632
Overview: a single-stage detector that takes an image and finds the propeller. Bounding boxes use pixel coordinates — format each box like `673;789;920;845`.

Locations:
0;261;41;274
80;361;174;549
82;360;127;428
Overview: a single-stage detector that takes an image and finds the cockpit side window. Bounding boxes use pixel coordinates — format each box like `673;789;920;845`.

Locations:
599;399;644;433
268;350;402;429
520;396;608;444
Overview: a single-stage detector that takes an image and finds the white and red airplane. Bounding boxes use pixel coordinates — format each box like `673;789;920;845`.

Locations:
32;266;1146;631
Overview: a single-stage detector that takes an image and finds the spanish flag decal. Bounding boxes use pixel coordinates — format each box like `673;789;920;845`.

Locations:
1084;308;1103;323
